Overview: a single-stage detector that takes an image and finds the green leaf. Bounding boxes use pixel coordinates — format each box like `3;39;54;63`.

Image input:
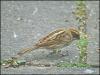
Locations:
77;37;88;47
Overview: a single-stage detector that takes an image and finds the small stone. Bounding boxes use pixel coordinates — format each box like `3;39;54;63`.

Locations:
41;65;45;67
75;56;78;58
16;17;23;21
2;63;6;66
60;61;64;63
70;60;73;63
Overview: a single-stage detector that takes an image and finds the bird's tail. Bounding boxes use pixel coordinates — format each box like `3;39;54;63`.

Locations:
12;46;38;59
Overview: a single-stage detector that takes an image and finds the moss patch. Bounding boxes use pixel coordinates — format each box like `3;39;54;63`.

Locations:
56;62;90;68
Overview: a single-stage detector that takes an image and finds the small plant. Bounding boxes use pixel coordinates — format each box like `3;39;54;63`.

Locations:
1;58;26;68
56;62;90;68
77;33;88;64
73;1;88;64
55;1;89;68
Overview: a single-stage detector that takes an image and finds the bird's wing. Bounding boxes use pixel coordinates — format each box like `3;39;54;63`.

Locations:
35;28;72;47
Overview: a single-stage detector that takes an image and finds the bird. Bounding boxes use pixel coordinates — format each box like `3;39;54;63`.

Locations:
12;27;80;59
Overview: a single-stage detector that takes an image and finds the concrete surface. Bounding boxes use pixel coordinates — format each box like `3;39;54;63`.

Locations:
1;66;99;74
1;1;99;74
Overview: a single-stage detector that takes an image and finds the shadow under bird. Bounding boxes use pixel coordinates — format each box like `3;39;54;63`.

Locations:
13;27;80;59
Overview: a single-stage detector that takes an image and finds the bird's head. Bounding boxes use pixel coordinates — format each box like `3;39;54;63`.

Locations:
68;28;80;40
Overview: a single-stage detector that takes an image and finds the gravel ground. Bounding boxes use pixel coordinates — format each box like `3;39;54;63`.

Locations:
1;1;99;74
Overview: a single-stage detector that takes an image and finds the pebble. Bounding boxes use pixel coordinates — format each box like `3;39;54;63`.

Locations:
2;63;6;66
75;56;78;58
16;17;23;21
60;61;64;63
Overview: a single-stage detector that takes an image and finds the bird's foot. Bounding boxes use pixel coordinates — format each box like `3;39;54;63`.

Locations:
46;51;55;57
47;49;61;57
59;51;69;57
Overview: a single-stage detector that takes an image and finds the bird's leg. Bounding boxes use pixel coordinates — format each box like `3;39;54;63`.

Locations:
54;48;61;54
53;48;69;57
59;50;69;57
47;48;61;57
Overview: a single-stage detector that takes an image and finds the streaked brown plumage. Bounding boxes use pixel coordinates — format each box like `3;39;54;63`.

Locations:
13;27;80;59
